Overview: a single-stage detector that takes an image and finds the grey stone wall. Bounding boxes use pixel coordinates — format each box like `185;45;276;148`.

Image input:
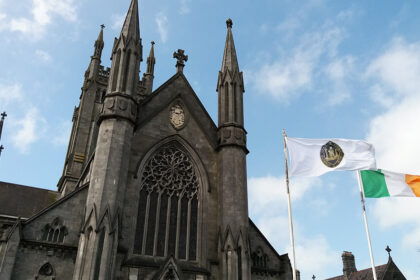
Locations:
12;245;75;279
22;187;87;246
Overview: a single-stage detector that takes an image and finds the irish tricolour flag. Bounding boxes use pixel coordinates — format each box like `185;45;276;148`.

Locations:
360;169;420;198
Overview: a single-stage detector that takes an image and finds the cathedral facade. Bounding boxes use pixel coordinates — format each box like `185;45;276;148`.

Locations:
0;1;293;279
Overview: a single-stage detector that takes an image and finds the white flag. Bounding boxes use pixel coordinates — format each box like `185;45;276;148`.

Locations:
286;137;376;177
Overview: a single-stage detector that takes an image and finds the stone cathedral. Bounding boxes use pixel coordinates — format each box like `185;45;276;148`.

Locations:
0;0;293;279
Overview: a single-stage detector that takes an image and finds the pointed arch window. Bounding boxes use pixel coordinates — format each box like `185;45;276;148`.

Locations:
134;142;199;261
111;50;122;92
41;217;67;244
35;262;55;279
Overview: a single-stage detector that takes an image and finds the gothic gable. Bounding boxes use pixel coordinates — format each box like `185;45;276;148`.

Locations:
249;219;292;278
137;72;218;149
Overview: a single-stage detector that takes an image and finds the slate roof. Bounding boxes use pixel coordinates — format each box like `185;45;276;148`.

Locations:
0;181;59;219
326;263;387;280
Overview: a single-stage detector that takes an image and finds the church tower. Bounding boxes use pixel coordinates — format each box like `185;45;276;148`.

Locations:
217;19;251;280
58;25;107;195
72;0;142;279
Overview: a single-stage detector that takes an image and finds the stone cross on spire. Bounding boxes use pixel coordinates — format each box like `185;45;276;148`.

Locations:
0;111;6;159
386;245;392;258
173;49;188;73
312;275;316;280
0;111;7;142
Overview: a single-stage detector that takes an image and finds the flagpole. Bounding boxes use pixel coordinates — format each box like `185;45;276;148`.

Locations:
283;129;297;280
356;170;377;280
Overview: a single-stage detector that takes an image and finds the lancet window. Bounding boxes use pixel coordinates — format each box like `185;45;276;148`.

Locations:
251;248;269;269
134;143;199;261
41;217;67;243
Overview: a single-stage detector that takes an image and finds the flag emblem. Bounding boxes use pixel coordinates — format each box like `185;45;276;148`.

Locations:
320;141;344;168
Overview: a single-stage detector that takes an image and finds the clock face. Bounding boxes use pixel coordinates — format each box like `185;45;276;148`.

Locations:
170;104;185;129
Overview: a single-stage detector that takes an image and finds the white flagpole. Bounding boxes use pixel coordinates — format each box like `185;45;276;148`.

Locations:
356;170;378;280
283;130;297;280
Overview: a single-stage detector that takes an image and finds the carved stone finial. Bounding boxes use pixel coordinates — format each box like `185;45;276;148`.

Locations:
100;24;105;29
226;18;233;28
312;275;316;280
173;49;188;73
386;245;392;258
151;41;155;46
1;112;6;120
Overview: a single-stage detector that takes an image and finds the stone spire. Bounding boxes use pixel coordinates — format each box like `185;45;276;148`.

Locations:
108;0;142;96
58;26;107;195
120;0;140;41
216;19;250;280
143;41;156;95
146;41;155;74
73;0;142;278
94;24;105;56
217;18;245;128
221;18;239;73
87;25;105;80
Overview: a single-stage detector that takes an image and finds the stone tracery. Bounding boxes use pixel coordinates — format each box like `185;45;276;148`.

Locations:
140;144;199;198
134;142;199;260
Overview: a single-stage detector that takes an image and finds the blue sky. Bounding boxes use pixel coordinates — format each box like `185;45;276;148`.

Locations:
1;0;420;278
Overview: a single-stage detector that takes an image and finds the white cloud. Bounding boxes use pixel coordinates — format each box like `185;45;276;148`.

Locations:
35;49;51;62
0;83;23;106
324;56;354;106
276;17;300;34
111;13;125;31
366;39;420;174
179;0;191;15
367;96;420;173
369;84;395;108
292;236;339;277
250;25;345;104
366;38;420;99
249;175;337;278
365;38;420;252
156;12;168;43
0;13;7;31
10;108;46;153
5;0;77;40
51;120;71;146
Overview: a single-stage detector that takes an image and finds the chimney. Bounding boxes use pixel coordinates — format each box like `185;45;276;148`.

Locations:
342;251;357;278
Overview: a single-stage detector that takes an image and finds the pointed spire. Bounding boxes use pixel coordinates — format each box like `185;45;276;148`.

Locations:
221;18;239;72
120;0;140;41
93;24;105;57
96;24;104;43
146;41;156;74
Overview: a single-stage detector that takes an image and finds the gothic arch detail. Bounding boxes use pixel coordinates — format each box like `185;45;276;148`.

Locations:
41;217;68;243
134;141;200;261
251;247;269;269
35;262;55;279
